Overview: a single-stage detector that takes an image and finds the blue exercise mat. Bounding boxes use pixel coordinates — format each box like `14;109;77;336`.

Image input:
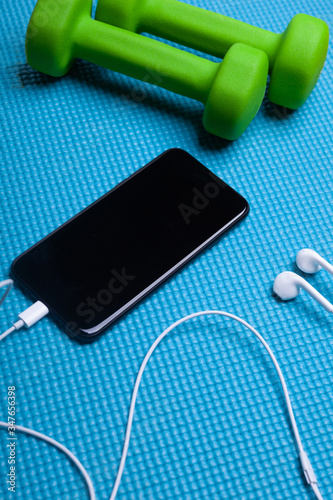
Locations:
0;0;332;498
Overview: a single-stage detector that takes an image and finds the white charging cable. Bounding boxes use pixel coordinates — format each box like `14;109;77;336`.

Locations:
0;279;13;307
0;280;49;341
0;285;324;500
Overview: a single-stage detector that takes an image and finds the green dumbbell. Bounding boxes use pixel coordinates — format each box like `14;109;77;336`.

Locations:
95;0;329;109
25;0;269;141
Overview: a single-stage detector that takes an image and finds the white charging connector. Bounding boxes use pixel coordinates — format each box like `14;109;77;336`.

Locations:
0;280;49;341
17;300;49;328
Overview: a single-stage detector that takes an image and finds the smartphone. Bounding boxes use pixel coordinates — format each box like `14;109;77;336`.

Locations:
11;149;249;341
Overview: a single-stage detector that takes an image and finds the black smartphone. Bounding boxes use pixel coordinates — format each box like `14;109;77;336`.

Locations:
11;149;249;341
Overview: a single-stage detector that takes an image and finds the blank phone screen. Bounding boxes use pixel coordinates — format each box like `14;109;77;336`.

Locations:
11;149;249;340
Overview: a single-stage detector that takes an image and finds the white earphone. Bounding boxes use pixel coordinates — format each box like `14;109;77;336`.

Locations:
296;248;333;275
273;249;333;313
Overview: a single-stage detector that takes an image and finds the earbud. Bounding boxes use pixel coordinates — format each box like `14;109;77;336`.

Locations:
273;271;333;312
296;248;333;275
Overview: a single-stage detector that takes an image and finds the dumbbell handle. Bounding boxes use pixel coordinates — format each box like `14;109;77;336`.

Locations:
76;17;218;104
97;0;281;72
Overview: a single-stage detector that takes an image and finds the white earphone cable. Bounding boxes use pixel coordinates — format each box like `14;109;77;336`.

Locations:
0;280;22;341
107;310;319;500
0;282;95;497
0;279;323;499
0;321;24;342
0;421;96;499
312;483;324;500
0;279;13;307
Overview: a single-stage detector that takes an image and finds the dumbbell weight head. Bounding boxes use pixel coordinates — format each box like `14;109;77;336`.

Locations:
98;0;141;32
269;14;329;109
26;0;92;77
203;44;268;139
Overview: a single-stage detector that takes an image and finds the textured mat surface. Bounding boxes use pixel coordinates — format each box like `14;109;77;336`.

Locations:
0;0;332;498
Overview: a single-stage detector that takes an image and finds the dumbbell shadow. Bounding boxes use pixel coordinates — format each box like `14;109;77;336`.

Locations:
74;60;240;149
18;62;58;87
261;91;296;122
74;61;212;139
17;57;204;118
18;58;228;148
